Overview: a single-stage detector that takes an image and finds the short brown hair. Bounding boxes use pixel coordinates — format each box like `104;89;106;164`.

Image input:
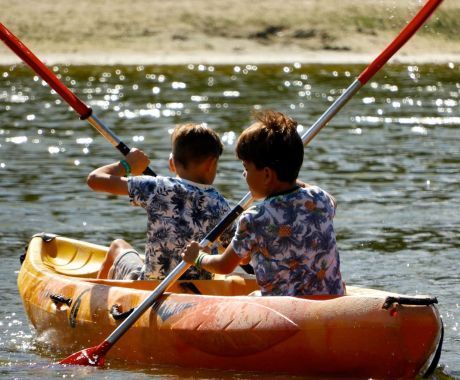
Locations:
236;110;303;182
171;123;223;168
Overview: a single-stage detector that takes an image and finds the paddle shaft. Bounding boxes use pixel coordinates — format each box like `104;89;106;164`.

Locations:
0;23;156;176
0;23;258;278
105;261;189;346
102;203;231;345
198;0;444;248
94;217;228;349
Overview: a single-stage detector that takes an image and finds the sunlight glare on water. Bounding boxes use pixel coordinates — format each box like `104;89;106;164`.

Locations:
0;62;459;378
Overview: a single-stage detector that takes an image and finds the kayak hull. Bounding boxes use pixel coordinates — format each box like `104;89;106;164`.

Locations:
18;234;442;378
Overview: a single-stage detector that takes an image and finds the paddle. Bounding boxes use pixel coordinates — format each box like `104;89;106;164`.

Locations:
0;23;156;177
61;0;442;366
0;22;255;274
192;0;445;253
2;0;443;367
58;260;190;365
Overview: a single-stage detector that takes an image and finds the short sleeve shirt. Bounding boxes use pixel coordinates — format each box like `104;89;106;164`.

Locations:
231;186;344;296
128;175;233;280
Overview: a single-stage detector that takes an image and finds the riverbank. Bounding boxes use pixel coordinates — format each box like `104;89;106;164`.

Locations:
1;0;460;65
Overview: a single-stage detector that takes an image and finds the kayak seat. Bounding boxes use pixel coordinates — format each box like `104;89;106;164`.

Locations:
39;235;107;278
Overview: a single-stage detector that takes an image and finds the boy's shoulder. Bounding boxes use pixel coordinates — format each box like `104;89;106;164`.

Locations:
301;183;322;193
300;185;337;209
166;177;230;205
260;185;335;209
302;184;332;197
130;175;200;189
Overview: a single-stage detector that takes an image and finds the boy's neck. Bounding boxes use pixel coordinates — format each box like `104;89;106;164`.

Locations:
177;176;214;189
171;158;216;185
176;173;212;185
266;181;299;199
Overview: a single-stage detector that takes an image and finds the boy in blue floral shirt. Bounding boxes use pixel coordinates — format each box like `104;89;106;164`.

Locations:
182;110;345;296
87;123;233;280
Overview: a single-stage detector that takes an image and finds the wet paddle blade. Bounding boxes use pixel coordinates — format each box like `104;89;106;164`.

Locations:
59;341;110;366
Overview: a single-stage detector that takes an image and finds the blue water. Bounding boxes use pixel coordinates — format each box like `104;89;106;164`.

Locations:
0;62;459;378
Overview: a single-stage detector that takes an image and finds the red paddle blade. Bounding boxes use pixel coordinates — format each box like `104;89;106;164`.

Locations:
59;341;110;366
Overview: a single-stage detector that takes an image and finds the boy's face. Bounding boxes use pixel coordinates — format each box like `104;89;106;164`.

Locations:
242;160;268;200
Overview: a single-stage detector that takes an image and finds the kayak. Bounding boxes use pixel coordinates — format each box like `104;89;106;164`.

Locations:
18;233;443;378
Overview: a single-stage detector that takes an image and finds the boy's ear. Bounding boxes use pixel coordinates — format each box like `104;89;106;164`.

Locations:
169;154;176;174
263;166;275;185
203;156;218;173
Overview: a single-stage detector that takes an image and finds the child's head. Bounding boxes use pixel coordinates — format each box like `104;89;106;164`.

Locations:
236;110;303;185
170;123;223;184
171;123;223;167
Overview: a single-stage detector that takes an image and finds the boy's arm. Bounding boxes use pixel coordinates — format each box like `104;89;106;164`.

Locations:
87;162;130;195
182;241;243;275
87;148;150;196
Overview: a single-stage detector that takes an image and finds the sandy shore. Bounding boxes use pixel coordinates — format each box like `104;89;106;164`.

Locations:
1;0;460;65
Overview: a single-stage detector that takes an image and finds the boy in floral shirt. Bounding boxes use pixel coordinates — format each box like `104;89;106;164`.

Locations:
87;123;233;280
182;110;345;296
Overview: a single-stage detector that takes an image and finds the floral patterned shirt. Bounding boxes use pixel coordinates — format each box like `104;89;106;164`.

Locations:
231;186;344;296
128;175;233;280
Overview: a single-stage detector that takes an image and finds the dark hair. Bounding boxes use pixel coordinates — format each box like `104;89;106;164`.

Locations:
171;123;223;168
236;110;303;182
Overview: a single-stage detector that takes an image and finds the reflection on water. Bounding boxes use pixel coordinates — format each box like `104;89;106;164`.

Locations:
0;62;459;378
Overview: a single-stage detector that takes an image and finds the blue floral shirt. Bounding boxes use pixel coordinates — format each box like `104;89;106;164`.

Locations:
231;186;344;296
128;175;233;280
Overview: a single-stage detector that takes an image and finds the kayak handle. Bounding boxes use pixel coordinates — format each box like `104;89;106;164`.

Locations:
110;304;134;321
50;294;72;307
382;295;438;309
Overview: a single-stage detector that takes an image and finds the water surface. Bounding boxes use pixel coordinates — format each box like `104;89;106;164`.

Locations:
0;62;459;378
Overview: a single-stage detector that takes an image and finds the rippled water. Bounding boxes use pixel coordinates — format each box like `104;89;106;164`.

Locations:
0;62;459;378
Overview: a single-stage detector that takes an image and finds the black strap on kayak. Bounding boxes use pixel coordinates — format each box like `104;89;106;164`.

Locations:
382;295;443;377
34;232;58;242
423;318;444;378
110;304;134;321
21;232;58;264
50;294;72;307
382;295;438;309
179;282;202;295
20;246;27;265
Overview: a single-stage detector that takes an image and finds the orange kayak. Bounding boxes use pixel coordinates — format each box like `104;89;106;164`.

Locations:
18;233;443;378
